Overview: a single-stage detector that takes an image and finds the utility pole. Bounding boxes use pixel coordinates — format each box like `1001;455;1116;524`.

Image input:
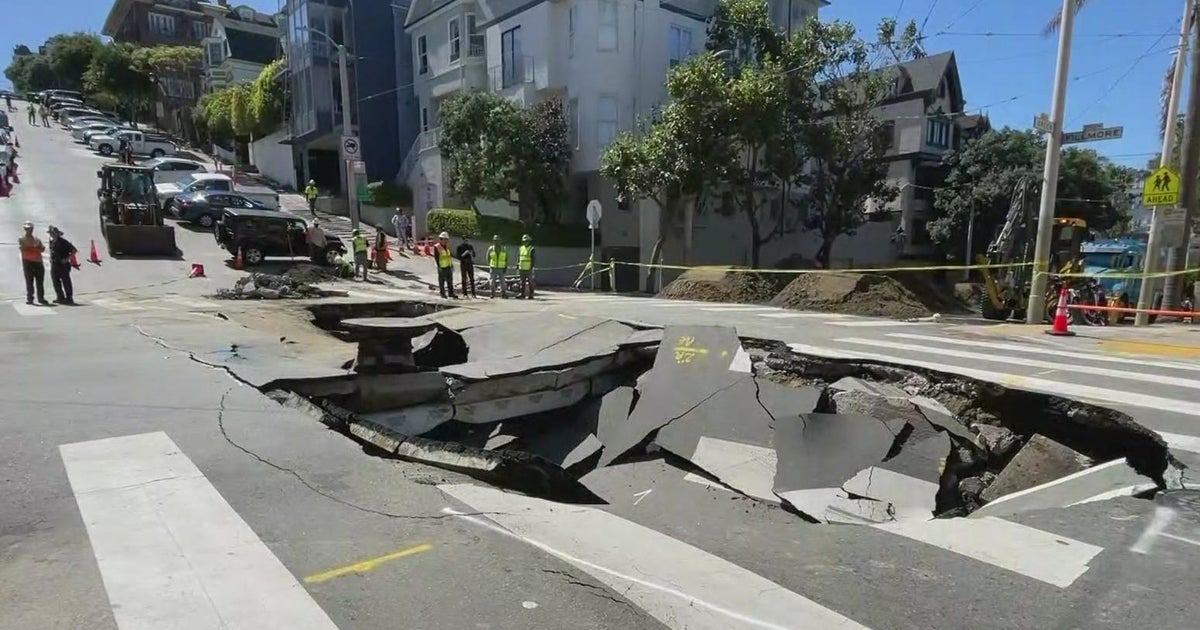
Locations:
964;207;976;282
1026;0;1077;324
337;43;361;230
1137;0;1194;325
1163;16;1200;311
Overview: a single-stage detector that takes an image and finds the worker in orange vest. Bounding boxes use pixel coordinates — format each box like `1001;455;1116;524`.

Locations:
18;221;48;305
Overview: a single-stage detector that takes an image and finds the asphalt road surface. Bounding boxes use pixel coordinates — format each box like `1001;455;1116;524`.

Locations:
3;105;1200;630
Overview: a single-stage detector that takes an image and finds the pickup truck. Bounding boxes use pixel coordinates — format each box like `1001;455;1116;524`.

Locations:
90;130;177;158
156;173;279;210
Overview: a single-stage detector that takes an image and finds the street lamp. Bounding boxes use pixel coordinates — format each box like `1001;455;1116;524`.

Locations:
297;26;359;230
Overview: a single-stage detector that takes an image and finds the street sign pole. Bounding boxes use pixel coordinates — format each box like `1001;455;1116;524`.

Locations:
337;43;359;231
587;200;602;291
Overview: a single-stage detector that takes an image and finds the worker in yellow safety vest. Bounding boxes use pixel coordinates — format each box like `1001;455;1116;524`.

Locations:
351;229;370;281
517;233;535;299
304;180;319;216
434;231;456;298
487;234;508;299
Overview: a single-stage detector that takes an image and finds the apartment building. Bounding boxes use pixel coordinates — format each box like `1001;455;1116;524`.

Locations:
102;0;212;137
281;0;417;192
199;2;281;93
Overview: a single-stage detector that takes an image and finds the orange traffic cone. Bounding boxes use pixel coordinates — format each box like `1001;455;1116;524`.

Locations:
189;263;205;278
233;247;244;270
88;240;102;264
1046;287;1075;337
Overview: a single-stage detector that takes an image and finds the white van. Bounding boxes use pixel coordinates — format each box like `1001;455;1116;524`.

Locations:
156;173;279;210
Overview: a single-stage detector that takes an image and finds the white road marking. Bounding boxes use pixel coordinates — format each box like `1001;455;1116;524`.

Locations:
691;437;779;504
60;432;339;630
698;306;778;313
756;312;850;319
1159;431;1200;454
872;516;1102;588
91;298;145;312
11;301;57;316
440;484;872;630
885;333;1200;373
787;342;1200;416
837;337;1200;391
827;320;931;327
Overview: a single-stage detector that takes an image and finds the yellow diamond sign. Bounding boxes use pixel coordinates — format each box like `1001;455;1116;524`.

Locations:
1143;166;1181;207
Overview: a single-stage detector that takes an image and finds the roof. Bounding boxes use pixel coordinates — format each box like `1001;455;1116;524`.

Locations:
887;51;954;93
225;28;279;65
404;0;456;28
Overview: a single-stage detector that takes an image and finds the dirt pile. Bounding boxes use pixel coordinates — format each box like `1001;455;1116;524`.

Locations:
659;268;787;304
214;271;338;300
771;272;942;319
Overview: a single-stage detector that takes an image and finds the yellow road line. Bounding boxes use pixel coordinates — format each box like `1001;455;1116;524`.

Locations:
1098;339;1200;359
304;543;433;584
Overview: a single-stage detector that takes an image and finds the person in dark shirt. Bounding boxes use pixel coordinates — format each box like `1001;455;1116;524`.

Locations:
47;225;79;304
456;239;477;298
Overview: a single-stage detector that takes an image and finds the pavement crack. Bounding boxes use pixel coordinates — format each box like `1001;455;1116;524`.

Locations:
540;568;644;614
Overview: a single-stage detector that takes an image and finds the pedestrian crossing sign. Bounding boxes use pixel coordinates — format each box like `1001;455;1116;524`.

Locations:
1142;166;1181;206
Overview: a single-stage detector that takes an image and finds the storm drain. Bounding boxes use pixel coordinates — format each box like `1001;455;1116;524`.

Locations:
265;311;1185;524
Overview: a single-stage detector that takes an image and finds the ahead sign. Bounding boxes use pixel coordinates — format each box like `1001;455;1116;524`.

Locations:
1143;166;1181;207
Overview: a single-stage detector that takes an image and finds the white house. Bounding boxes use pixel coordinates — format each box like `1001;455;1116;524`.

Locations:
401;0;826;244
200;1;281;93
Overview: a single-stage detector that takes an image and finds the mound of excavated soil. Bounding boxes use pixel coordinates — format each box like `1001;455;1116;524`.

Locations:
771;272;940;319
658;268;787;304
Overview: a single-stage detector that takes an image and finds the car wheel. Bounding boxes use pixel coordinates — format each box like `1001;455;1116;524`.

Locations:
151;149;165;158
98;144;113;156
323;248;341;266
242;246;265;266
197;213;215;228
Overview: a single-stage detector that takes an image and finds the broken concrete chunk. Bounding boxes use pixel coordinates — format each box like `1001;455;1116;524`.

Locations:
842;466;938;516
911;395;976;442
973;424;1021;461
829;377;909;398
830;390;933;436
823;493;895;524
595;386;635;453
454;380;591;425
362;404;454;438
755;381;822;425
773;412;898;518
881;433;949;484
348;418;403;454
980;434;1092;503
972;458;1151;518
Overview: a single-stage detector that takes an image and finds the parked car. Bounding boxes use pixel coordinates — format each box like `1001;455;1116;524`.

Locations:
174;190;275;228
91;130;176;158
156;172;278;209
71;122;118;141
42;89;83;104
67;117;116;132
215;208;345;266
54;107;101;122
83;125;127;145
143;157;208;184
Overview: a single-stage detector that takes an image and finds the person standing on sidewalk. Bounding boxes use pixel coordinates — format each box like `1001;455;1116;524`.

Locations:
351;228;369;281
433;231;456;299
304;180;319;216
18;221;48;305
517;234;536;299
38;105;49;127
486;234;508;298
305;219;327;263
47;226;78;305
456;237;477;298
26;102;36;126
391;208;411;250
373;229;390;273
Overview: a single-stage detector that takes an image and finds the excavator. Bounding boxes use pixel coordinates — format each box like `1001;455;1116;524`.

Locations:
976;176;1091;322
96;163;178;256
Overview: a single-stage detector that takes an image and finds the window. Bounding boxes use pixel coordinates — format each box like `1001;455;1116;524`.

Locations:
192;21;209;40
416;36;428;74
926;114;950;148
501;26;522;88
878;121;895;151
148;12;177;36
207;42;224;65
567;97;579;149
598;0;618;51
449;17;461;63
596;96;618;147
668;25;692;67
466;14;483;56
421;107;429;132
164;78;194;100
568;6;576;57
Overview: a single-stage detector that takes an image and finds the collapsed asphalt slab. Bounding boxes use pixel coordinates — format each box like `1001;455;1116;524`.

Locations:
249;305;1184;521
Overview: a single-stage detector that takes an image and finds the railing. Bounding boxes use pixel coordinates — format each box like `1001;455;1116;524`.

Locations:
488;55;534;91
398;127;442;183
468;36;485;58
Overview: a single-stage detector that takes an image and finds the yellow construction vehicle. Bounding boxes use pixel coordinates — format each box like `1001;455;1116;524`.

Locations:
976;176;1089;322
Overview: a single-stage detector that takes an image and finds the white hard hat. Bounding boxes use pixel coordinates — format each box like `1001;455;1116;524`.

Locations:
439;231;450;239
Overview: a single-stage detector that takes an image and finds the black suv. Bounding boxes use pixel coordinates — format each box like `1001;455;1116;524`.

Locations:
215;208;346;266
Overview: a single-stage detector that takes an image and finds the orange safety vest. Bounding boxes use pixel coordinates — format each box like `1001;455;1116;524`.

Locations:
19;237;43;262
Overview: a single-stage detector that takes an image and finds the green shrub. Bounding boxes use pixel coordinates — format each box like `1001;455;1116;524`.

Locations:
425;208;595;247
365;182;412;208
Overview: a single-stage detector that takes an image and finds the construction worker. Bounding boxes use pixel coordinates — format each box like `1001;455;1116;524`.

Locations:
517;234;535;299
351;228;370;281
434;231;456;299
18;221;47;305
304;179;319;216
47;226;79;305
487;234;508;298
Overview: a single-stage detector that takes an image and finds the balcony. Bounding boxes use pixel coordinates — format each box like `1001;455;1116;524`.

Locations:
489;56;534;92
468;36;485;59
399;128;441;184
429;38;488;99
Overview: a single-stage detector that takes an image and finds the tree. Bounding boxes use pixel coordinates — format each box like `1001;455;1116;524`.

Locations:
249;59;286;135
45;33;103;91
229;83;254;137
199;88;235;140
84;43;155;118
12;45;33;58
131;45;202;79
438;91;526;210
931;127;1139;259
516;96;571;223
5;53;56;93
798;20;898;268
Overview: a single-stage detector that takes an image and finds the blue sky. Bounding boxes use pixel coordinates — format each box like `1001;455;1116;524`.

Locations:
0;0;1180;169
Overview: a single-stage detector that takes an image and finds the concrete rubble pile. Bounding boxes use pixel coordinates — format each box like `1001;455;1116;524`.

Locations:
215;270;335;300
271;310;1183;522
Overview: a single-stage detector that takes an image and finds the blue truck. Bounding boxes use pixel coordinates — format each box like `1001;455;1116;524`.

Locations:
1080;237;1163;321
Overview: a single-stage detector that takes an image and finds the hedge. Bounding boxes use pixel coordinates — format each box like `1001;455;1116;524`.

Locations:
426;208;593;247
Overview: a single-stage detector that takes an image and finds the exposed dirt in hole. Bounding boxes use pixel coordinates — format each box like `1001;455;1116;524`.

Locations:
658;269;789;304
